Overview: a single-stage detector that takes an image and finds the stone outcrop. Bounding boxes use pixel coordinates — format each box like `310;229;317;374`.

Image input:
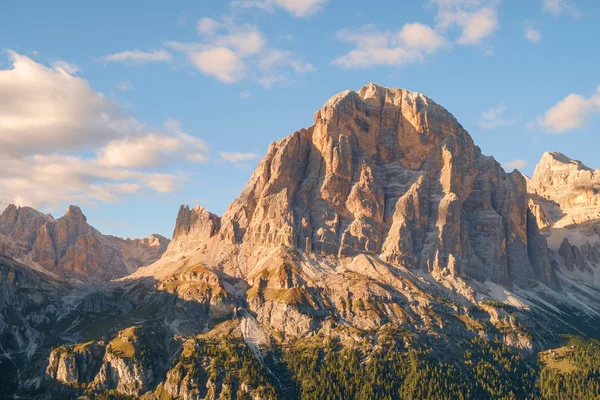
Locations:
165;205;220;257
0;205;169;282
46;343;105;385
91;326;166;396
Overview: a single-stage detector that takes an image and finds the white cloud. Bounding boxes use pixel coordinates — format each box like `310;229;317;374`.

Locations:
333;23;447;68
502;159;528;170
192;47;247;83
400;22;449;52
433;0;500;46
168;17;313;86
0;154;183;210
52;60;80;74
542;0;562;15
524;27;542;43
542;0;579;17
142;173;180;193
197;17;221;35
0;51;205;210
479;102;520;129
258;49;315;87
536;87;600;133
0;51;142;156
220;152;259;163
97;132;208;168
232;0;328;17
112;183;141;195
116;80;134;91
240;90;251;98
215;27;266;57
102;49;172;64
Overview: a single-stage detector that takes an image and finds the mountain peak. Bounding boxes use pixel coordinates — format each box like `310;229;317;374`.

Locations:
319;83;431;118
532;151;596;194
0;204;18;224
63;205;87;222
538;151;592;171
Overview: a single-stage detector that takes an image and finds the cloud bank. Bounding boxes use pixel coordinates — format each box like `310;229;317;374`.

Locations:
0;52;207;211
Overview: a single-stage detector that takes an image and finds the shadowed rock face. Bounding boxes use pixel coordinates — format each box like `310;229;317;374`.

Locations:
0;205;169;282
216;83;555;288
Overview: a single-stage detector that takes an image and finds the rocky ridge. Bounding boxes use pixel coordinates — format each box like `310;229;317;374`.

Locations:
0;204;169;282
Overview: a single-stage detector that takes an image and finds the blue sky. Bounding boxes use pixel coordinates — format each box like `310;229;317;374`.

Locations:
1;0;599;239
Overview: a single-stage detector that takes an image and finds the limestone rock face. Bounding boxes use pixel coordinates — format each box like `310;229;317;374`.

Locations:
0;205;169;282
216;83;555;288
165;205;220;257
114;234;170;273
91;327;157;396
528;151;600;285
529;151;600;229
46;343;105;385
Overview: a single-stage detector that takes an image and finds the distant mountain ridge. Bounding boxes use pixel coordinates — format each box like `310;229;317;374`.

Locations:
0;204;169;282
527;151;600;287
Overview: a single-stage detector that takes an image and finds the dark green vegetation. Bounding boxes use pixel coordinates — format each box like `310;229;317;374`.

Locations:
156;331;281;399
538;336;600;399
277;333;600;400
4;327;600;399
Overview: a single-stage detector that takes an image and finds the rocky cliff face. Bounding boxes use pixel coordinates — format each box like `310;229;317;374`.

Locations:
0;205;169;282
165;205;220;257
46;342;105;385
214;83;554;288
527;151;600;286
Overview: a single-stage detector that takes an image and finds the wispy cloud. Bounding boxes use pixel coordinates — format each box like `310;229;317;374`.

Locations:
167;17;314;86
219;151;259;163
258;48;315;87
101;49;172;64
524;26;542;43
433;0;500;46
542;0;580;17
231;0;328;18
502;159;528;170
52;60;80;74
97;130;208;169
333;22;447;68
479;103;521;129
534;86;600;133
116;80;134;91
